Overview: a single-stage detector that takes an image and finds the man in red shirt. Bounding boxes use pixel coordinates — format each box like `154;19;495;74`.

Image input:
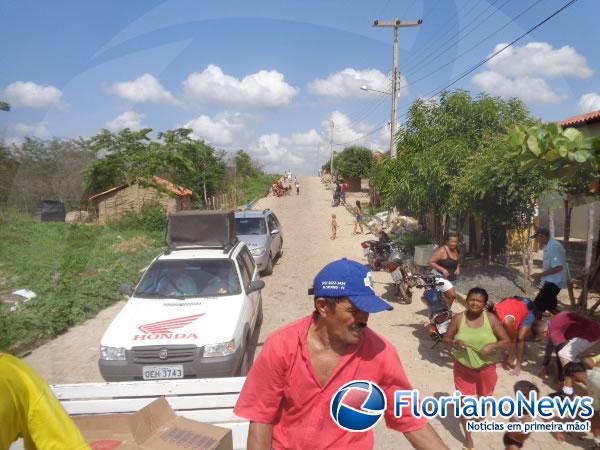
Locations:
537;311;600;398
234;258;448;450
489;296;536;376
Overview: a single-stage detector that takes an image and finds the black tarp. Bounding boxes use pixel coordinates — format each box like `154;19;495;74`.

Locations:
40;200;65;222
166;210;236;248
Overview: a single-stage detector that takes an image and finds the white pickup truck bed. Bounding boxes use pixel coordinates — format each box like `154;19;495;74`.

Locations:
10;377;249;450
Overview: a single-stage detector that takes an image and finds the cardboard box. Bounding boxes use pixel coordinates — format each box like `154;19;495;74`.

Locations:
73;397;233;450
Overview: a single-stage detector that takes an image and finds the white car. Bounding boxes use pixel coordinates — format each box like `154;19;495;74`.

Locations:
98;240;263;381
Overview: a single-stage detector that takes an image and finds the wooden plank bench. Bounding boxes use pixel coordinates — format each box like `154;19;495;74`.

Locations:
11;377;249;450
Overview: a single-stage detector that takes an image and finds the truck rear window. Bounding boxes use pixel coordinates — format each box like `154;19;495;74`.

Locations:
135;259;241;298
235;217;267;235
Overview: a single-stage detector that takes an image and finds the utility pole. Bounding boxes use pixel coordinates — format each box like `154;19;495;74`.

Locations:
373;19;422;158
329;120;335;178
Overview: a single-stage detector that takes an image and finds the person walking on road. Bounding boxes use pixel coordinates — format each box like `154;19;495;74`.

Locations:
235;259;449;450
530;227;567;316
428;232;460;309
353;200;364;235
443;287;510;450
295;180;300;195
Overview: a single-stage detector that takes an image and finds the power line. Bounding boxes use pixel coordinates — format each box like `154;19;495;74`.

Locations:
403;0;543;88
404;0;511;78
419;0;578;97
334;0;579;148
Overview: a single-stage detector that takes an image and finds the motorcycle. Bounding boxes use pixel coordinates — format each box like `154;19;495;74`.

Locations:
360;232;394;271
386;246;417;304
412;274;453;347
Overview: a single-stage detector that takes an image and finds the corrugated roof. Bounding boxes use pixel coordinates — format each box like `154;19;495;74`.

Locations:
559;110;600;127
88;177;192;201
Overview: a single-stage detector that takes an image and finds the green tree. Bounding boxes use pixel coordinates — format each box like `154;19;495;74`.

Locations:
234;150;257;178
334;146;374;180
373;90;533;241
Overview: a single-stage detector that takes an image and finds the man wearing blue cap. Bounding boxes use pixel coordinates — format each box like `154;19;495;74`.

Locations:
235;258;448;450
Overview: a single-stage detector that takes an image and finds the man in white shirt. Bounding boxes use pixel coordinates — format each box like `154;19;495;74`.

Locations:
531;228;567;316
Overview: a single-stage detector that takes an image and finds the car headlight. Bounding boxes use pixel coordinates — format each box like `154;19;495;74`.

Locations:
203;339;237;357
250;247;266;256
100;346;127;360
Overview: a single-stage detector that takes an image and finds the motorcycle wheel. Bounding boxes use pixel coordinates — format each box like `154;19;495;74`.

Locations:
396;282;412;304
367;253;378;271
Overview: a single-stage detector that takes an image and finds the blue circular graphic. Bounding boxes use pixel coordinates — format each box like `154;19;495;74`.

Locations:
330;380;387;432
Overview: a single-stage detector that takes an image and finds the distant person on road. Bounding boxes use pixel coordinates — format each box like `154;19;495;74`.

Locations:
330;214;337;240
443;287;510;450
0;352;90;450
234;259;449;450
295;180;300;195
428;231;460;309
341;181;349;205
530;227;567;316
353;200;364;235
488;296;536;376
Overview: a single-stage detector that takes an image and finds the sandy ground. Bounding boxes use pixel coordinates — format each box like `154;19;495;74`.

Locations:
26;176;589;449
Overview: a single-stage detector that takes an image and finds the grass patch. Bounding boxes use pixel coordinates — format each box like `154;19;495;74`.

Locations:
0;216;164;352
238;173;280;206
392;231;433;256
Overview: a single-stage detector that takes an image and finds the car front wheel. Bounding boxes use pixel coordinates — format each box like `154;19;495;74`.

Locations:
262;253;273;275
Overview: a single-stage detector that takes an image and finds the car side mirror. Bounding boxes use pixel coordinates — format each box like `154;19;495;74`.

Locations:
247;279;265;293
119;282;134;296
270;229;280;235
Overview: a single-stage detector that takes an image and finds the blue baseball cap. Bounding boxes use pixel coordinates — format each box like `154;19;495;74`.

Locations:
311;258;393;313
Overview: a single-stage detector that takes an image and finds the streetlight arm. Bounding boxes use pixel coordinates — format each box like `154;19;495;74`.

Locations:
360;86;391;95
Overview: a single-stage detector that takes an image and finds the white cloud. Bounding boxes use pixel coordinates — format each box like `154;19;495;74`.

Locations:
308;68;408;99
578;93;600;113
106;73;181;106
323;111;388;151
182;65;298;108
180;115;239;146
2;122;50;146
487;42;593;79
104;111;146;131
3;81;63;109
472;71;565;104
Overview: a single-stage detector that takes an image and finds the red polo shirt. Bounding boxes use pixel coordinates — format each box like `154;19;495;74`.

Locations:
494;298;528;330
549;312;600;346
234;314;427;449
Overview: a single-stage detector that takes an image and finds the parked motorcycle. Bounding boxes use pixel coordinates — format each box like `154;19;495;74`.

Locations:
386;246;417;304
412;274;452;347
360;231;394;271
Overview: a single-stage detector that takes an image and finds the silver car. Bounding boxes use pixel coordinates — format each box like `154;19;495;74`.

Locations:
234;209;283;275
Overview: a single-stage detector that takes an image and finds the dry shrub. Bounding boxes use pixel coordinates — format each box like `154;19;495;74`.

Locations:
113;236;149;253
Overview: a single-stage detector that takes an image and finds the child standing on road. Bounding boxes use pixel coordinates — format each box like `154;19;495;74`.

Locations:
331;214;337;240
353;200;364;235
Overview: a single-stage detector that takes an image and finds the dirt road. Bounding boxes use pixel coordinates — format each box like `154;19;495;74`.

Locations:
26;176;583;449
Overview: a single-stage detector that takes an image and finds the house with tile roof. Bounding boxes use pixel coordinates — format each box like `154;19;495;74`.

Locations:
88;176;192;224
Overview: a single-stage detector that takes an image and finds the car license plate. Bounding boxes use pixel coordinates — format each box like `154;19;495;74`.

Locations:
436;320;450;335
142;365;184;380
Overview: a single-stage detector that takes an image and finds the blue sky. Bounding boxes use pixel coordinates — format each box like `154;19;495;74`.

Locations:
1;0;599;175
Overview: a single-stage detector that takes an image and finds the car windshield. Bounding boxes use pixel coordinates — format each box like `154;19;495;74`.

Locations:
235;217;267;235
135;259;241;298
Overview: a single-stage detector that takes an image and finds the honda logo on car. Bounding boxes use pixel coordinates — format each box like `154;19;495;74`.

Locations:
133;314;204;340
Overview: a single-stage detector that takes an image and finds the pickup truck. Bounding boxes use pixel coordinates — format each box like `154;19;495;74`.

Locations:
99;239;264;381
